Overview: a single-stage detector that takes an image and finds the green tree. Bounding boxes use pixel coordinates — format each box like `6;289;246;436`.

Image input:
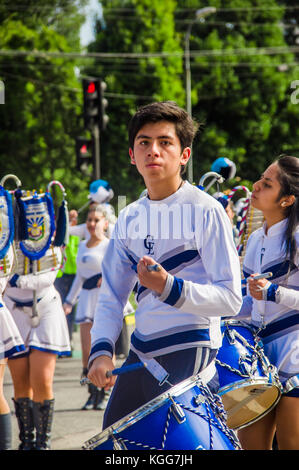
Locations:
0;0;89;209
84;0;298;200
176;0;298;188
84;0;185;203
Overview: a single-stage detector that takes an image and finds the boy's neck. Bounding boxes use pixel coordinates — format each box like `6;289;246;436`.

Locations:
146;177;184;201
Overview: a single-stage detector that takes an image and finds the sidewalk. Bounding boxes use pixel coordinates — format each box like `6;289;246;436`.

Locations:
3;329;127;451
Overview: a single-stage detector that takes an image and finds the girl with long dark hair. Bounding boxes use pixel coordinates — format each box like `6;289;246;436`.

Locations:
238;155;299;450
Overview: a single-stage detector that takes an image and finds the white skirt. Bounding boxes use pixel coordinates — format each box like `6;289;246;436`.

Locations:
75;288;99;324
0;301;25;359
75;289;135;324
4;289;71;357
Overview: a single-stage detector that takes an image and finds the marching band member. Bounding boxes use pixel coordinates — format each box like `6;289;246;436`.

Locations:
5;243;71;450
237;155;299;450
0;245;25;450
69;179;116;240
63;204;110;411
87;101;242;429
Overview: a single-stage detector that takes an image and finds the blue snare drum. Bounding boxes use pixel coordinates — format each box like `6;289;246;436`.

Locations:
215;321;281;430
82;375;241;451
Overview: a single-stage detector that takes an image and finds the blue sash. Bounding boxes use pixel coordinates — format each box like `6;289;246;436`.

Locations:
8;296;42;308
82;273;102;290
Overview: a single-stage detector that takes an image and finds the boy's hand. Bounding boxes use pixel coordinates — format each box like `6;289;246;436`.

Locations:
137;256;168;295
87;355;116;391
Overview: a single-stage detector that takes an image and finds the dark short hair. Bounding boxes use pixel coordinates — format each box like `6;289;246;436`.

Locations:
128;101;199;150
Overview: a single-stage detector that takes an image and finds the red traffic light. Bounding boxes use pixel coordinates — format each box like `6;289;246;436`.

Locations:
87;82;96;94
80;144;88;154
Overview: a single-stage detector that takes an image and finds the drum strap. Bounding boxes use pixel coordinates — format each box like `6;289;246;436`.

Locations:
135;352;216;388
197;361;217;386
135;352;171;386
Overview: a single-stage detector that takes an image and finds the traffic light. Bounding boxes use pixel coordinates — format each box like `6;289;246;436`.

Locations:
82;78;109;131
75;137;93;173
98;80;109;131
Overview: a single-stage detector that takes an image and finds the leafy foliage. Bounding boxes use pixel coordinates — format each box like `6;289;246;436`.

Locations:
0;0;88;209
1;0;298;213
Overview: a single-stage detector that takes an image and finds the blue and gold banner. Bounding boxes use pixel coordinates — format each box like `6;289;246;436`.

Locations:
15;190;56;261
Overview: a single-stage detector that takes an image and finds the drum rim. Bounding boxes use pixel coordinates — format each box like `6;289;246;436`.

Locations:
220;319;256;330
218;378;281;430
82;374;204;450
217;377;281;397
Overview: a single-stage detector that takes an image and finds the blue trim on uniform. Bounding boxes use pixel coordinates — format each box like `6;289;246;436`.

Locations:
0;186;14;259
18;192;56;261
126;252;138;273
131;329;210;354
259;314;299;339
243;269;251;279
241;279;247;297
7;350;29;360
284;388;299;397
137;249;198;301
163;276;184;306
3;344;26;359
90;341;114;357
9;274;19;287
82;273;102;290
266;260;297;280
267;283;279;302
7;345;70;359
8;297;42;308
161;249;198;271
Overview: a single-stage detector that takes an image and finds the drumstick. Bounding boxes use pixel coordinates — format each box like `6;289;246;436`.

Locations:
146;264;161;272
248;272;273;281
106;362;147;378
80;362;147;385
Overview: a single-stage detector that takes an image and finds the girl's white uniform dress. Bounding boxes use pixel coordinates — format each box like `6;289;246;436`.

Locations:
4;245;71;357
0;246;25;360
240;219;299;395
65;238;110;324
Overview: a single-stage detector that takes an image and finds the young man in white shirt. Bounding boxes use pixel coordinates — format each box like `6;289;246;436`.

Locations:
87;101;242;429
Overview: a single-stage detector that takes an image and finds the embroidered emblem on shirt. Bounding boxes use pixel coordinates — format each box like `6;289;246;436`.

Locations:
144;235;155;255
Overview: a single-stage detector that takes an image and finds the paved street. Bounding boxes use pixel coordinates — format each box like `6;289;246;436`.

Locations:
3;329;126;451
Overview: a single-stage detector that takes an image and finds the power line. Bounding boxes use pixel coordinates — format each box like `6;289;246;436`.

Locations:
0;71;154;100
102;6;299;13
0;44;299;60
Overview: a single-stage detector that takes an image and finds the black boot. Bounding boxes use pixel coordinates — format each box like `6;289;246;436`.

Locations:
93;388;111;411
82;382;98;410
12;397;35;450
0;412;12;450
93;388;105;410
32;399;55;450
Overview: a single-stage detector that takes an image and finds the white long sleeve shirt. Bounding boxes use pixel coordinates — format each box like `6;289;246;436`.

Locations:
5;245;62;304
241;219;299;327
89;182;242;363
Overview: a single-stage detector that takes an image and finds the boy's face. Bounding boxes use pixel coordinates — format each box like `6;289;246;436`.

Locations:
129;121;190;184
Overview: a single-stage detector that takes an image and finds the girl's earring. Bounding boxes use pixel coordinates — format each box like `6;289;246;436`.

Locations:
281;202;286;207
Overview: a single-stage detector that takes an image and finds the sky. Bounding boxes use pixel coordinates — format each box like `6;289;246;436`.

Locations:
80;0;103;46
